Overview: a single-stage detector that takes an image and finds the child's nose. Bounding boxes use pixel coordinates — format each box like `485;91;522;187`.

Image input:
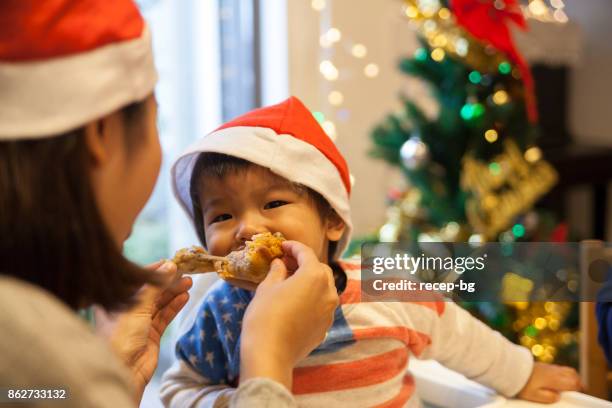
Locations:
235;214;268;243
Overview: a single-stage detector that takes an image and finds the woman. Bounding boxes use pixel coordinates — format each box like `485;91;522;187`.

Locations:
0;1;338;406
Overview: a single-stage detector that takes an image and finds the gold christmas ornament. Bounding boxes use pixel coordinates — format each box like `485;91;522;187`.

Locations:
502;272;534;304
461;140;557;239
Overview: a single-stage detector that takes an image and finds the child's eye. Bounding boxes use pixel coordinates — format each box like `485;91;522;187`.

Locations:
264;200;288;209
211;214;232;224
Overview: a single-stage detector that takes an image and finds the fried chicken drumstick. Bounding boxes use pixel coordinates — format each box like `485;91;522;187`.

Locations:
171;232;285;283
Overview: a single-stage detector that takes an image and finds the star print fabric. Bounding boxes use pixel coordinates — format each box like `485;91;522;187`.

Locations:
176;280;252;385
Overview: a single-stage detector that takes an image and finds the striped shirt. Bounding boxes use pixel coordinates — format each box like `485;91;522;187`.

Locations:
160;260;533;407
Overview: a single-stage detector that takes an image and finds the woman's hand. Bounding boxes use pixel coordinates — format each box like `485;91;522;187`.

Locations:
108;261;192;402
239;241;339;390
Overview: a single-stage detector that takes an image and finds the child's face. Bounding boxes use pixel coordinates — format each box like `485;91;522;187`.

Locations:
197;166;344;263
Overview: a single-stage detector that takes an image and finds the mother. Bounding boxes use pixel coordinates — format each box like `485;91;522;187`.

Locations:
0;1;338;406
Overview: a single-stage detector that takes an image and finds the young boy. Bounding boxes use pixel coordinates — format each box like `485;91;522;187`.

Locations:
160;97;580;407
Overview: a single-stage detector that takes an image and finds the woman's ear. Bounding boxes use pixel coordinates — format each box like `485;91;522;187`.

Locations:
84;111;123;167
325;211;346;242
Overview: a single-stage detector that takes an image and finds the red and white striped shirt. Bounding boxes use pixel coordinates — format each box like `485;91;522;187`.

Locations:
161;259;533;407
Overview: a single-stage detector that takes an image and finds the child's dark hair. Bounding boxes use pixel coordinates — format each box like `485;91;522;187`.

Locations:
189;152;346;292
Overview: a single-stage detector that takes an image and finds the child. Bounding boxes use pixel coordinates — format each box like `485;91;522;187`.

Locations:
161;97;580;407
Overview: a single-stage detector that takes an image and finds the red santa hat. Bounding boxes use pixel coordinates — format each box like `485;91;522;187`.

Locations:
172;96;353;260
0;0;157;139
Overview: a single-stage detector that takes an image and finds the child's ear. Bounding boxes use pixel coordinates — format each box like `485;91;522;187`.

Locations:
325;211;346;242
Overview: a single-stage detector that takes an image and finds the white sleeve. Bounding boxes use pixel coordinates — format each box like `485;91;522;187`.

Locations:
416;301;534;397
229;378;297;408
160;360;298;408
160;359;236;408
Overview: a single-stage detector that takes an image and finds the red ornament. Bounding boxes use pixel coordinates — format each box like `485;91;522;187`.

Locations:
450;0;538;123
387;187;403;201
550;223;569;243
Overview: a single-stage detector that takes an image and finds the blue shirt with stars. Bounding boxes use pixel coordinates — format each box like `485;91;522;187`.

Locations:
175;279;355;386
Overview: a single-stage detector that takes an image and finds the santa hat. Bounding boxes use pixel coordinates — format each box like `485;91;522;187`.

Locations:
0;0;157;139
172;96;353;260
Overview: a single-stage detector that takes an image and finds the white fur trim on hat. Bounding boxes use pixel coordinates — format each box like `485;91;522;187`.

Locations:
172;126;353;260
0;26;157;140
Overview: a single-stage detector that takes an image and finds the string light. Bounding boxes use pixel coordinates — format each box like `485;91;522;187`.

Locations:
319;60;339;81
328;90;344;106
326;27;342;43
528;0;548;17
498;62;512;75
524;146;542;163
455;38;469;57
337;108;350;121
512;223;526;238
549;319;561;331
322;120;337;140
312;111;325;123
415;48;428;61
380;223;399;243
320;28;342;48
531;344;544;357
446;221;460;234
351;44;367;58
364;63;379;78
523;0;568;23
468;234;484;245
311;0;325;11
314;0;382;144
423;20;437;33
489;162;501;176
468;71;482;84
534;317;548;330
432;34;448;48
550;0;565;8
319;35;333;48
405;5;419;18
485;129;498;143
525;325;538;337
493;90;509;105
438;7;451;20
420;0;441;17
431;48;445;62
460;101;485;121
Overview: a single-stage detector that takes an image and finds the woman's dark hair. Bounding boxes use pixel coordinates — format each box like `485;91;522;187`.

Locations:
189;152;346;293
0;101;162;311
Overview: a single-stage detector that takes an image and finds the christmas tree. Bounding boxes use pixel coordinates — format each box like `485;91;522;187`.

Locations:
369;0;577;366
